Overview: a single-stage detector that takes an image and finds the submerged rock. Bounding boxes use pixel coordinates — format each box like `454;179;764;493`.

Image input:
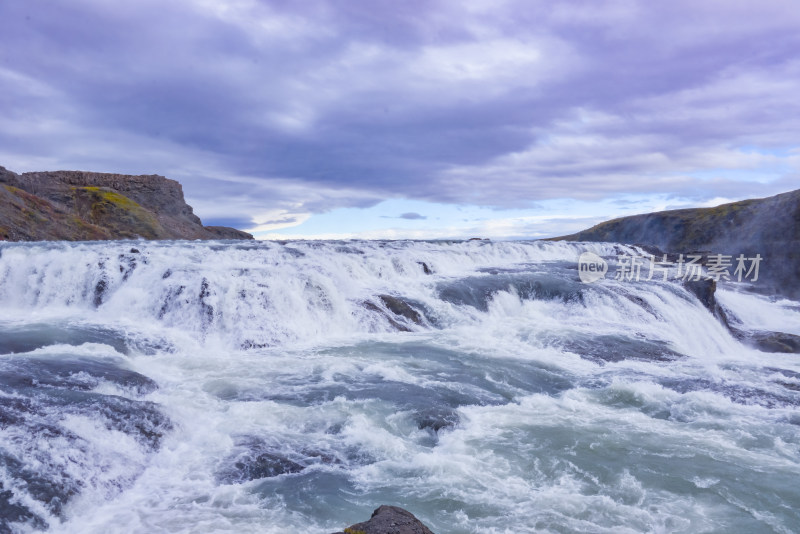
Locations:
437;272;584;312
417;261;433;275
413;407;460;432
562;334;682;365
222;451;305;483
682;278;800;354
215;436;349;484
363;295;428;332
377;295;423;325
0;354;170;532
331;505;434;534
747;331;800;354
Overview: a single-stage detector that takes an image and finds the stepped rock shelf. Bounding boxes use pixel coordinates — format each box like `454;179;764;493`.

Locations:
0;165;252;241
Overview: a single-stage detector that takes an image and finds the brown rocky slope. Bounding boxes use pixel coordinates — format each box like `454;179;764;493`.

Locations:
551;189;800;300
0;165;252;241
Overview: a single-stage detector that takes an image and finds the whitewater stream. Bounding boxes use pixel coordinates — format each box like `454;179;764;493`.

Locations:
0;240;798;533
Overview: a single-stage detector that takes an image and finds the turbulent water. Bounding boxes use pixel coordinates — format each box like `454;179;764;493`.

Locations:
0;239;799;534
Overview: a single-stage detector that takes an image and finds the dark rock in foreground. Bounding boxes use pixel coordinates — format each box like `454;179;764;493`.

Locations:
331;505;434;534
0;165;252;241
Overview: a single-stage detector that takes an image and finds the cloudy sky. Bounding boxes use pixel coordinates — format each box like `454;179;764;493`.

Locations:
1;0;798;239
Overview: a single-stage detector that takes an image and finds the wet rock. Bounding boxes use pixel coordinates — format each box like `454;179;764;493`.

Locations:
332;505;434;534
1;452;81;520
118;253;139;280
214;436;349;484
683;279;716;311
1;433;85;531
414;407;460;432
417;261;432;275
620;291;659;317
363;295;428;332
659;377;800;409
633;243;667;257
437;272;583;312
377;295;423;325
0;353;169;533
561;334;682;365
681;280;797;353
0;356;170;449
198;278;215;326
0;325;132;356
0;356;158;395
83;395;171;448
363;302;411;332
748;331;800;354
1;484;49;531
682;278;731;326
0;397;32;427
93;278;108;307
221;451;305;483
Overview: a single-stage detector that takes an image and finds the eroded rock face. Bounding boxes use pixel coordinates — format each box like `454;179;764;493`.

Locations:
552;188;800;300
331;505;435;534
682;279;732;327
681;277;800;354
0;165;252;241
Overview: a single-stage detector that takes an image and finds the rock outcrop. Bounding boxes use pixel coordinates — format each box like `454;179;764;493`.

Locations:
0;165;252;241
552;189;800;300
331;505;434;534
682;274;799;354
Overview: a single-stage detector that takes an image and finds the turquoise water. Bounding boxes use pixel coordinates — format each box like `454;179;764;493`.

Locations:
0;240;798;533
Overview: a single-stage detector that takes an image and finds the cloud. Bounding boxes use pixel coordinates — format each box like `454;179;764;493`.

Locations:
258;213;606;241
381;212;427;220
1;0;799;230
202;216;254;229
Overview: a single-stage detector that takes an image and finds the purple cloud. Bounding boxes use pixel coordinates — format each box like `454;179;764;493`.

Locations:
1;0;798;226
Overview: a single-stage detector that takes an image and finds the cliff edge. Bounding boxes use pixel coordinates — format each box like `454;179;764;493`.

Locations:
552;189;800;299
0;165;253;241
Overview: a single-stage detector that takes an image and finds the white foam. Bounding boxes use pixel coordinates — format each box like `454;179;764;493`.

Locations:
1;240;798;533
716;288;800;335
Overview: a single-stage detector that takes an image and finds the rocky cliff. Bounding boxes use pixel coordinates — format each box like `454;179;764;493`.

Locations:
0;166;253;241
553;189;800;299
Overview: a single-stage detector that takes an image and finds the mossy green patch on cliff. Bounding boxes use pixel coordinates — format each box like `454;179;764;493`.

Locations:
72;186;167;239
81;186;141;210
